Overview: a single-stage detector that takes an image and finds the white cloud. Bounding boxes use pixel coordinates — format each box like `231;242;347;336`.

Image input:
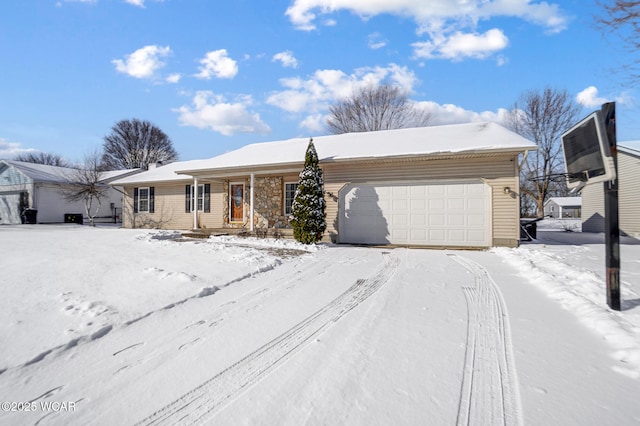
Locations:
0;138;36;159
272;51;299;68
124;0;145;7
266;63;419;114
413;101;509;126
368;32;387;50
174;91;271;136
299;114;327;132
286;0;567;61
194;50;238;80
286;0;568;32
112;45;171;79
576;86;610;108
166;73;181;84
576;86;633;109
266;62;512;132
412;28;508;60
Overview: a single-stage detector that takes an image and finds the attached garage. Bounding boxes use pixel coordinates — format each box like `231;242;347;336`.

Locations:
339;180;490;247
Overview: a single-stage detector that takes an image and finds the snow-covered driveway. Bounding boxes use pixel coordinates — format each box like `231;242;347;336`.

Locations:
1;225;639;425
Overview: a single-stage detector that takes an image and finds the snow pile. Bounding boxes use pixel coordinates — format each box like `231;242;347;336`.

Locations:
493;232;640;379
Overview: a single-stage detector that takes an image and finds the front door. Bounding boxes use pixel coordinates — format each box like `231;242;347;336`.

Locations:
230;183;244;222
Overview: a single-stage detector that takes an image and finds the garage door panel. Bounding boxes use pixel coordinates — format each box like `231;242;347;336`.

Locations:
340;181;489;246
448;230;466;242
448;214;465;226
468;230;486;243
410;214;427;226
447;199;465;210
429;186;445;195
468;214;485;226
429;215;445;226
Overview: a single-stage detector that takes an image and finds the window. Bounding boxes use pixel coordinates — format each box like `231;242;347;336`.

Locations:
185;184;211;213
134;187;154;213
191;184;204;212
139;187;149;212
284;182;298;215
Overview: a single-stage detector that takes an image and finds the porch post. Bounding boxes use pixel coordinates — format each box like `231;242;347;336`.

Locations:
193;177;199;230
250;173;255;231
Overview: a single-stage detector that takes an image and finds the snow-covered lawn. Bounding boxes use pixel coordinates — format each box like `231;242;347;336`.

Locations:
0;222;639;425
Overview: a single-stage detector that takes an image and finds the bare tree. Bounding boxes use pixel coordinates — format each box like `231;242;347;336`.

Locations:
326;84;433;134
61;152;110;226
102;118;178;170
505;87;581;217
15;152;70;167
595;1;640;82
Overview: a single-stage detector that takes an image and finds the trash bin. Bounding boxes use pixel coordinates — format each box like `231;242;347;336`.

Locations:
22;208;38;224
519;219;537;241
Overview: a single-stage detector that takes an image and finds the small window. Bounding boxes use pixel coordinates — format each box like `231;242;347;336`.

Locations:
138;187;150;213
191;184;204;212
284;183;298;215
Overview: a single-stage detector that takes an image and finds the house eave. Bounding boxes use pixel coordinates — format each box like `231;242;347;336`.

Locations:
175;148;534;179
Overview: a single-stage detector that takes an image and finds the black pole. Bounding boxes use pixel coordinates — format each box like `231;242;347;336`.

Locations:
602;102;620;311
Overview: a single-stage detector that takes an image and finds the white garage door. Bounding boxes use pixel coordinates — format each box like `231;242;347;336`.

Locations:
339;181;490;247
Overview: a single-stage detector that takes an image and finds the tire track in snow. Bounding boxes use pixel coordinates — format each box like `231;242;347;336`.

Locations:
450;254;523;426
135;252;400;425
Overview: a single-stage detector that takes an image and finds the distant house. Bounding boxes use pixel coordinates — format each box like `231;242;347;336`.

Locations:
112;123;537;248
0;160;139;224
543;197;581;219
581;141;640;238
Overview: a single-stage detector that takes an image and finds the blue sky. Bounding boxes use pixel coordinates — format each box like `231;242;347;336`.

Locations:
1;0;637;163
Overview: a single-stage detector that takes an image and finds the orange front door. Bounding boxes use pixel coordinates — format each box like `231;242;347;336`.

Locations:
230;184;244;222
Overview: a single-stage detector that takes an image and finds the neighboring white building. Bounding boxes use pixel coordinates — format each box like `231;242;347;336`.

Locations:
543;197;582;219
581;141;640;238
0;160;139;224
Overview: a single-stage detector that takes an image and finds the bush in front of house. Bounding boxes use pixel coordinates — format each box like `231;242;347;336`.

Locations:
291;139;326;244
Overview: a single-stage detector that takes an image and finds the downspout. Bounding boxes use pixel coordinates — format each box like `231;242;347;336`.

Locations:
250;173;255;232
193;177;199;230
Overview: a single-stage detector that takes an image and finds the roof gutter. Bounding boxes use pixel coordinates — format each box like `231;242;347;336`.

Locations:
174;146;538;177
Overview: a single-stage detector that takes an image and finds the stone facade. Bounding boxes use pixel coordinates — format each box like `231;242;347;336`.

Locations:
222;177;292;229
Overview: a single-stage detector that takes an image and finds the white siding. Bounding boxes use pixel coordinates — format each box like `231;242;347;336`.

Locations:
582;150;640;237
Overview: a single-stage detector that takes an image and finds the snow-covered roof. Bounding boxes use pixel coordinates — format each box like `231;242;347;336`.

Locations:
619;140;640;158
109;159;214;185
99;168;141;183
0;160;141;184
1;160;78;183
111;122;536;185
177;122;536;175
545;197;582;207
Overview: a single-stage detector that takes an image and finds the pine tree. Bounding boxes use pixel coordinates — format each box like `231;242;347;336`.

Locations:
290;138;327;244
